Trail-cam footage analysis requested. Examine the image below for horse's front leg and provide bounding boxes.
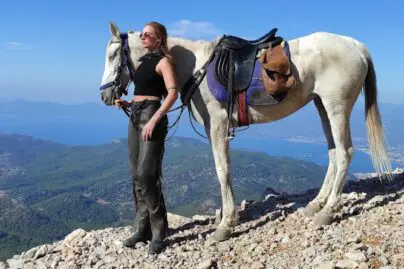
[207,118,237,241]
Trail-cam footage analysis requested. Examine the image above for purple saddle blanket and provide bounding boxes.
[206,53,288,106]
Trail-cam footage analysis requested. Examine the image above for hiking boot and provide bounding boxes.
[123,233,152,248]
[148,240,166,255]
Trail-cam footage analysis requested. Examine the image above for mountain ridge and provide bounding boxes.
[0,133,328,261]
[1,99,403,148]
[2,170,403,268]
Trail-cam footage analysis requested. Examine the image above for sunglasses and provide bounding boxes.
[139,32,156,39]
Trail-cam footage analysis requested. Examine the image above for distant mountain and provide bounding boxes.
[0,134,327,212]
[1,99,403,173]
[0,133,327,260]
[0,100,194,145]
[235,100,404,147]
[0,191,69,261]
[1,99,403,148]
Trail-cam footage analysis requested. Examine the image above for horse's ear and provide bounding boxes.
[109,22,120,39]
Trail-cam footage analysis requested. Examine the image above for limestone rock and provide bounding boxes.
[336,259,359,269]
[1,172,403,269]
[63,229,87,246]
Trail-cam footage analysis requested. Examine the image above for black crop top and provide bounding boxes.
[133,51,167,98]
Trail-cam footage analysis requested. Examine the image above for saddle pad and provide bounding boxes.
[207,57,286,106]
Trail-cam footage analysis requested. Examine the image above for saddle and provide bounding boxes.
[211,28,294,139]
[213,28,279,92]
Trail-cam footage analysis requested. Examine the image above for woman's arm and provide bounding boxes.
[151,57,179,122]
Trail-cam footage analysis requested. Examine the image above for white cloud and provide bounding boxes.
[4,42,34,50]
[168,19,223,40]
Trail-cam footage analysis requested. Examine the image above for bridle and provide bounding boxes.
[99,33,135,116]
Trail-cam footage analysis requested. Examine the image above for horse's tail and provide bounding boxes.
[363,54,393,179]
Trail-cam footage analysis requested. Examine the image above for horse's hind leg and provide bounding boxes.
[207,118,237,241]
[302,96,337,216]
[314,98,354,226]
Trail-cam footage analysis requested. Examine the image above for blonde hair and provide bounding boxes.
[145,21,172,59]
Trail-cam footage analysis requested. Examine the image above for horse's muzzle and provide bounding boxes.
[100,88,116,106]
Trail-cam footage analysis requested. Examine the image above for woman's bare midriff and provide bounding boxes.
[132,95,161,102]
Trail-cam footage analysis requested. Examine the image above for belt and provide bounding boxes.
[132,99,161,106]
[130,100,161,124]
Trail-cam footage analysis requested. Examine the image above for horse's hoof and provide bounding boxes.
[301,202,322,217]
[313,210,333,226]
[214,227,232,242]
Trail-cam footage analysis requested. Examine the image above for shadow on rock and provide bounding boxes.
[234,170,404,226]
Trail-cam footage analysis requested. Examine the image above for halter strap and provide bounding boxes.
[99,32,136,92]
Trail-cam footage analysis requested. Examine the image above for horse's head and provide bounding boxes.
[99,22,132,106]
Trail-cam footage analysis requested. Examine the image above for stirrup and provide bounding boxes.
[225,127,235,141]
[225,134,235,141]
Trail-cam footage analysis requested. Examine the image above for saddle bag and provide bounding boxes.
[258,41,296,95]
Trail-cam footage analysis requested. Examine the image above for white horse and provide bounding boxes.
[100,22,392,241]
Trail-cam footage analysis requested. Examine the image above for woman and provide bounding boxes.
[115,21,179,255]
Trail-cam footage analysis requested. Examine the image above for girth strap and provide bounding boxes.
[226,49,235,139]
[236,91,248,126]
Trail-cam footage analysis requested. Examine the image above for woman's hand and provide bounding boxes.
[114,99,131,109]
[142,119,157,141]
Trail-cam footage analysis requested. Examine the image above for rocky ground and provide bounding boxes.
[2,170,403,269]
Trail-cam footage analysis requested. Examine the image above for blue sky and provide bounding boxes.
[1,0,403,104]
